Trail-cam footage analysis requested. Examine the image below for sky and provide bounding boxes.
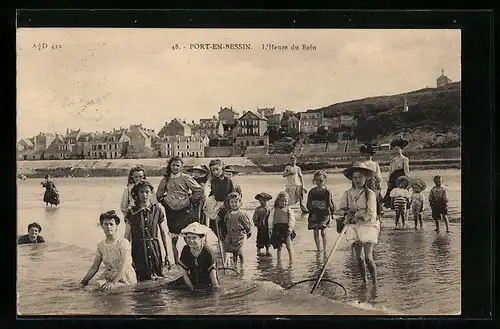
[16,28,461,139]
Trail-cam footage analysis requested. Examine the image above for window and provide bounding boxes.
[187,144,189,149]
[177,152,180,156]
[167,150,171,156]
[115,152,118,157]
[177,145,180,149]
[167,143,171,149]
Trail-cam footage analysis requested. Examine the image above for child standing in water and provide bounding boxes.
[390,176,411,228]
[223,192,252,268]
[156,157,205,264]
[186,165,210,226]
[268,191,296,263]
[410,178,427,230]
[120,166,149,217]
[252,193,273,256]
[204,159,240,250]
[306,170,336,251]
[428,175,450,232]
[125,181,170,281]
[81,210,137,290]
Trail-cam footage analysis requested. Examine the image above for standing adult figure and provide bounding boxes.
[359,144,384,217]
[282,155,308,213]
[383,137,410,209]
[41,174,60,207]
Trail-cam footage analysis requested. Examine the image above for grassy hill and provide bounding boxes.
[307,82,461,148]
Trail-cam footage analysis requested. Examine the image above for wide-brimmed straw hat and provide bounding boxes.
[390,137,409,148]
[187,165,208,175]
[342,162,375,180]
[396,175,411,188]
[224,165,239,174]
[410,178,427,191]
[180,222,210,236]
[359,144,377,155]
[255,192,273,201]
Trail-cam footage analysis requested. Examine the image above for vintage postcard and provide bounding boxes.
[17,27,461,316]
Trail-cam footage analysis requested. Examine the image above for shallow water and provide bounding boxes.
[17,169,461,316]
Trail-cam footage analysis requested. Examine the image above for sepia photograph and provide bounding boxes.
[16,27,461,316]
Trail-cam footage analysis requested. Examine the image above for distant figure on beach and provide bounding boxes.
[339,162,379,287]
[156,156,205,264]
[282,155,308,213]
[383,137,410,209]
[390,176,411,228]
[306,170,335,251]
[204,159,240,253]
[360,144,384,217]
[253,192,273,257]
[41,174,60,207]
[223,192,252,269]
[81,210,137,291]
[428,175,450,233]
[120,166,152,217]
[20,174,27,180]
[268,191,296,263]
[166,222,220,291]
[18,222,45,244]
[186,165,210,226]
[126,180,170,281]
[410,178,427,230]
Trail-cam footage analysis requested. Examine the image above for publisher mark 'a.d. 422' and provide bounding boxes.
[33,43,62,50]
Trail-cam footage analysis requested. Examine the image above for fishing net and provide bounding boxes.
[285,278,347,301]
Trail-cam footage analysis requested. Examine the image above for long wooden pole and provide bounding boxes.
[310,224,349,294]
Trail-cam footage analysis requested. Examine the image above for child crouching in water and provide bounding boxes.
[253,192,273,256]
[268,191,296,263]
[428,175,450,232]
[81,210,137,291]
[307,170,335,251]
[390,176,411,228]
[224,192,252,268]
[410,178,427,230]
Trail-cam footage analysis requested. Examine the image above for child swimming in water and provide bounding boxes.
[428,175,450,232]
[18,222,45,244]
[81,210,137,291]
[224,192,252,268]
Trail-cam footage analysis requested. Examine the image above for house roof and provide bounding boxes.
[157,135,204,143]
[66,129,81,138]
[90,132,110,143]
[239,110,268,121]
[288,116,299,122]
[218,107,239,115]
[77,132,93,142]
[20,138,34,147]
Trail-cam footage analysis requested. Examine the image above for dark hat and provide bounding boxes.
[342,162,375,180]
[255,192,273,201]
[411,178,427,191]
[28,222,42,232]
[390,137,409,148]
[396,175,411,188]
[359,144,376,155]
[224,165,239,174]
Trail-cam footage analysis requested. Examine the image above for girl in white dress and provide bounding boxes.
[120,166,150,217]
[81,210,137,291]
[339,162,380,287]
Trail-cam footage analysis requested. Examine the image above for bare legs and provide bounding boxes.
[277,236,294,263]
[313,228,328,251]
[171,237,179,264]
[395,210,407,228]
[414,213,423,229]
[353,242,377,286]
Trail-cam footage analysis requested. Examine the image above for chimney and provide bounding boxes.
[152,130,155,133]
[66,128,69,135]
[192,120,195,124]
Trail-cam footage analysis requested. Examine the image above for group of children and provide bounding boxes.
[389,174,450,232]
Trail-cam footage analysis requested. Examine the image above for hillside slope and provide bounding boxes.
[308,82,461,148]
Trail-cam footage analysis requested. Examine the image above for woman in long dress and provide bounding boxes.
[382,137,410,209]
[282,155,308,213]
[41,174,60,207]
[339,162,380,286]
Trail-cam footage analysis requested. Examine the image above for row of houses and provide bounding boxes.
[17,106,358,161]
[17,124,210,161]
